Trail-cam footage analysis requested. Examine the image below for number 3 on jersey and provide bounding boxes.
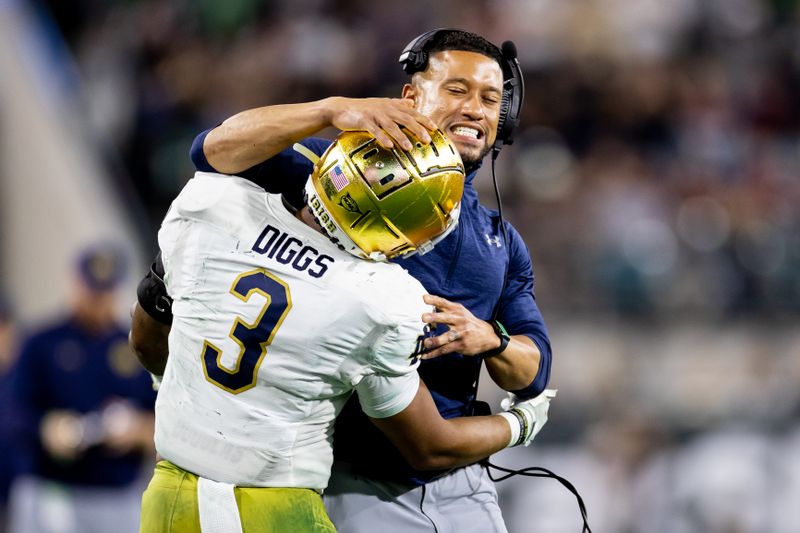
[202,269,292,394]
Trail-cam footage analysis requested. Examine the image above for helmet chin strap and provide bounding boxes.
[464,160,481,176]
[294,143,370,258]
[292,143,320,165]
[303,180,379,260]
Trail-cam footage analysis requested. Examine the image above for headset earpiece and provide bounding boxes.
[496,87,511,149]
[495,40,524,148]
[398,28,450,75]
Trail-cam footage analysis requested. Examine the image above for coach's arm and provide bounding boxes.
[200,97,435,174]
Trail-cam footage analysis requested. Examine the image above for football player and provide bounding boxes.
[131,130,553,532]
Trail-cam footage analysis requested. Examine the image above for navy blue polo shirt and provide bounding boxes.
[191,131,552,482]
[11,316,156,487]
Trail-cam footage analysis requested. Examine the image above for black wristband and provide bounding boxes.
[481,320,510,357]
[508,407,529,447]
[136,253,173,325]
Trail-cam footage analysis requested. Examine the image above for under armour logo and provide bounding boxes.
[485,233,502,248]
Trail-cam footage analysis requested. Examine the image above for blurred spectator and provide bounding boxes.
[7,245,156,533]
[666,427,772,533]
[0,296,19,533]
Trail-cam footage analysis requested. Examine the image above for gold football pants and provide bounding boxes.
[140,460,337,532]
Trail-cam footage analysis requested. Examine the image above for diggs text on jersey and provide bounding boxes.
[252,224,334,278]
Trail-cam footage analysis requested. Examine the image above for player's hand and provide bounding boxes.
[503,389,556,447]
[420,294,500,359]
[327,97,437,151]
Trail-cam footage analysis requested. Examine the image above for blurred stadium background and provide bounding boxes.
[2,0,800,531]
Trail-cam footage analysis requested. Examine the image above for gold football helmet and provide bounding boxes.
[301,129,465,261]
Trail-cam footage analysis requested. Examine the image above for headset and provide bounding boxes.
[398,28,525,150]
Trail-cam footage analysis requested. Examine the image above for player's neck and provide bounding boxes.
[296,206,324,234]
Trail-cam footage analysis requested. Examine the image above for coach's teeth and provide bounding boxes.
[453,126,480,139]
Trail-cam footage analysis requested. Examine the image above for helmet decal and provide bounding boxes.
[328,165,349,192]
[338,193,362,215]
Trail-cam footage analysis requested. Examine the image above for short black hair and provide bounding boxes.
[424,29,503,67]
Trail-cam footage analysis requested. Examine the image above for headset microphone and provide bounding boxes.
[491,39,523,252]
[501,40,517,60]
[490,37,523,253]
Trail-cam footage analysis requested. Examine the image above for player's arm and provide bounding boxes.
[202,97,437,174]
[367,379,553,471]
[129,303,169,377]
[356,306,549,471]
[129,253,173,377]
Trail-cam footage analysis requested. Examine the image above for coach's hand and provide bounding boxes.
[327,97,436,151]
[420,294,501,359]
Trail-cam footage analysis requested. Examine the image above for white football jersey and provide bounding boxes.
[154,172,429,490]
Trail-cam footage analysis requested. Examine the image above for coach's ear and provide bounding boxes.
[401,83,416,105]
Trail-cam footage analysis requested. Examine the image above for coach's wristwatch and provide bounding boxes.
[482,320,510,357]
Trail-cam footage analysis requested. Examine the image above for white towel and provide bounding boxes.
[197,477,244,533]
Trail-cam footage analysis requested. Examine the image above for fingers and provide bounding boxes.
[423,294,456,309]
[387,98,437,141]
[421,294,464,334]
[396,114,435,145]
[334,98,436,151]
[419,293,491,359]
[421,311,456,326]
[361,119,417,151]
[377,107,434,150]
[409,105,438,131]
[420,294,501,358]
[363,123,397,151]
[420,330,464,359]
[378,117,415,151]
